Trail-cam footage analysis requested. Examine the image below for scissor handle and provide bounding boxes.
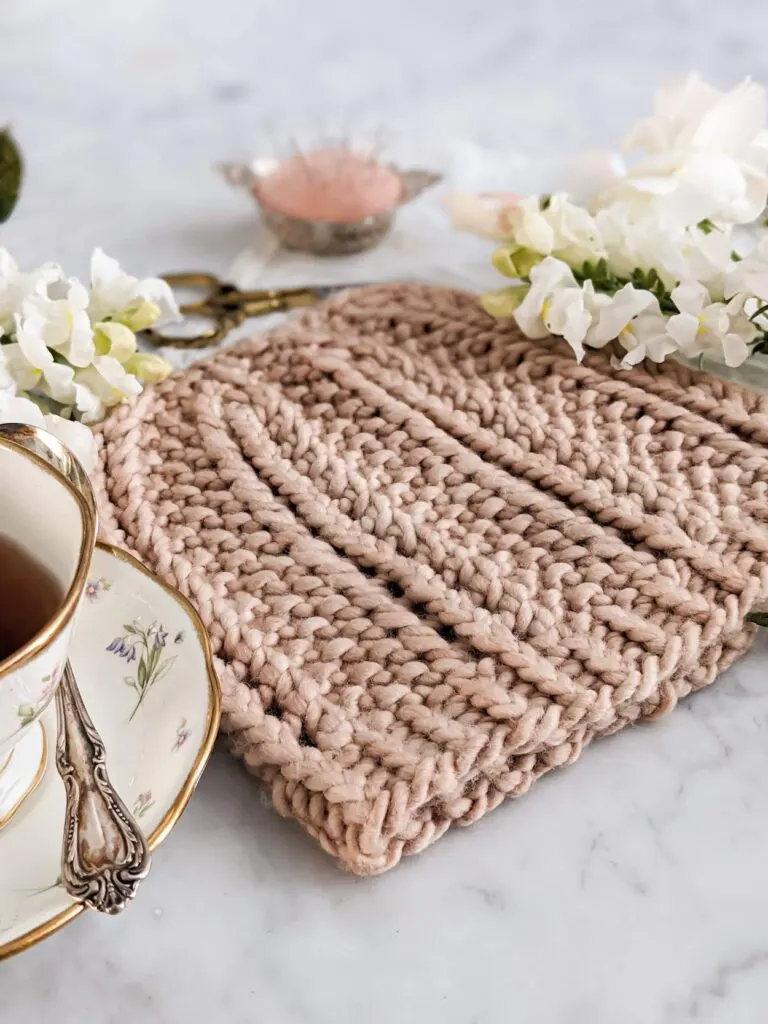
[161,271,222,290]
[159,272,226,314]
[136,272,234,348]
[209,285,323,307]
[157,272,304,316]
[142,310,242,349]
[140,272,347,349]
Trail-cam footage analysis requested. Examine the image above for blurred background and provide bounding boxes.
[4,0,767,281]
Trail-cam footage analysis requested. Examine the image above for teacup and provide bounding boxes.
[0,425,96,757]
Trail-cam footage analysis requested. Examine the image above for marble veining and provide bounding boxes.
[3,0,768,1020]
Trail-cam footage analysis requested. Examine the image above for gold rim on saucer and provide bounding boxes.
[0,542,222,962]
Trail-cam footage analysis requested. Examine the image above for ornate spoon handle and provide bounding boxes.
[55,661,151,914]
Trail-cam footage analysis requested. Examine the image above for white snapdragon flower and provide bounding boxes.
[617,312,678,366]
[542,194,604,266]
[541,285,592,360]
[506,193,603,267]
[513,257,579,340]
[443,192,518,240]
[594,204,736,295]
[507,272,660,362]
[573,74,768,227]
[0,249,172,437]
[512,257,595,359]
[678,224,735,294]
[13,311,77,404]
[667,282,729,357]
[0,251,62,335]
[88,248,180,327]
[722,295,761,366]
[0,343,39,392]
[667,281,758,367]
[0,393,97,474]
[584,283,659,348]
[507,196,556,253]
[477,74,768,370]
[19,278,95,367]
[9,295,141,421]
[595,207,681,286]
[72,356,142,424]
[725,235,768,300]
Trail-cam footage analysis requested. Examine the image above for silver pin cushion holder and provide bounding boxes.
[219,158,441,256]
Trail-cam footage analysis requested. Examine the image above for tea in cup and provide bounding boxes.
[0,425,96,757]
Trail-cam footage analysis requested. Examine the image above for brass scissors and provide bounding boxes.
[142,272,367,349]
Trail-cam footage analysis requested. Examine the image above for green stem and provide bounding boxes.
[128,692,145,722]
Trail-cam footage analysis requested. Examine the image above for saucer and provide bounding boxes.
[0,542,221,960]
[0,723,46,828]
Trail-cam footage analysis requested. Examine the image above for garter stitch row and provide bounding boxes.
[93,284,768,875]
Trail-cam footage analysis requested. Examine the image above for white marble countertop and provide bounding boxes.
[4,0,768,1020]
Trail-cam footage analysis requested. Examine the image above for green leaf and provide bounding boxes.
[137,660,148,689]
[745,611,768,627]
[697,218,717,235]
[123,623,137,635]
[146,643,162,679]
[574,256,679,313]
[539,193,551,211]
[0,128,22,224]
[152,656,176,686]
[481,285,529,318]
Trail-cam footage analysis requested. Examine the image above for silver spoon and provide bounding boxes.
[56,661,151,914]
[0,423,151,914]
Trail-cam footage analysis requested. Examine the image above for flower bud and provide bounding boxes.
[123,351,173,384]
[94,321,137,363]
[119,299,162,332]
[491,246,542,280]
[480,285,529,319]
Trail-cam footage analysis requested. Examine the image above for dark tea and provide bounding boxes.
[0,535,62,663]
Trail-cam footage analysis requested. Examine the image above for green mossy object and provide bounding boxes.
[0,128,22,224]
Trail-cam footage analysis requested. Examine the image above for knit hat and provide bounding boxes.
[94,284,768,874]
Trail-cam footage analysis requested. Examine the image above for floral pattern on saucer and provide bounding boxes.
[132,791,155,819]
[172,717,192,752]
[107,620,179,721]
[0,541,221,961]
[1,626,72,755]
[84,577,112,602]
[14,661,63,728]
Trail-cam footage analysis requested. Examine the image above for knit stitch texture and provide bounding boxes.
[94,284,768,875]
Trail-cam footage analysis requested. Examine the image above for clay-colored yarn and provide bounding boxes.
[93,284,768,875]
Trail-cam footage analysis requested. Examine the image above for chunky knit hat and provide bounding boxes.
[93,284,768,875]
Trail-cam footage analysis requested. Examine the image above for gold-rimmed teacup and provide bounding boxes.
[0,425,96,756]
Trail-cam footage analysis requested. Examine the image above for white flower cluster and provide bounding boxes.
[0,248,180,472]
[446,74,768,372]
